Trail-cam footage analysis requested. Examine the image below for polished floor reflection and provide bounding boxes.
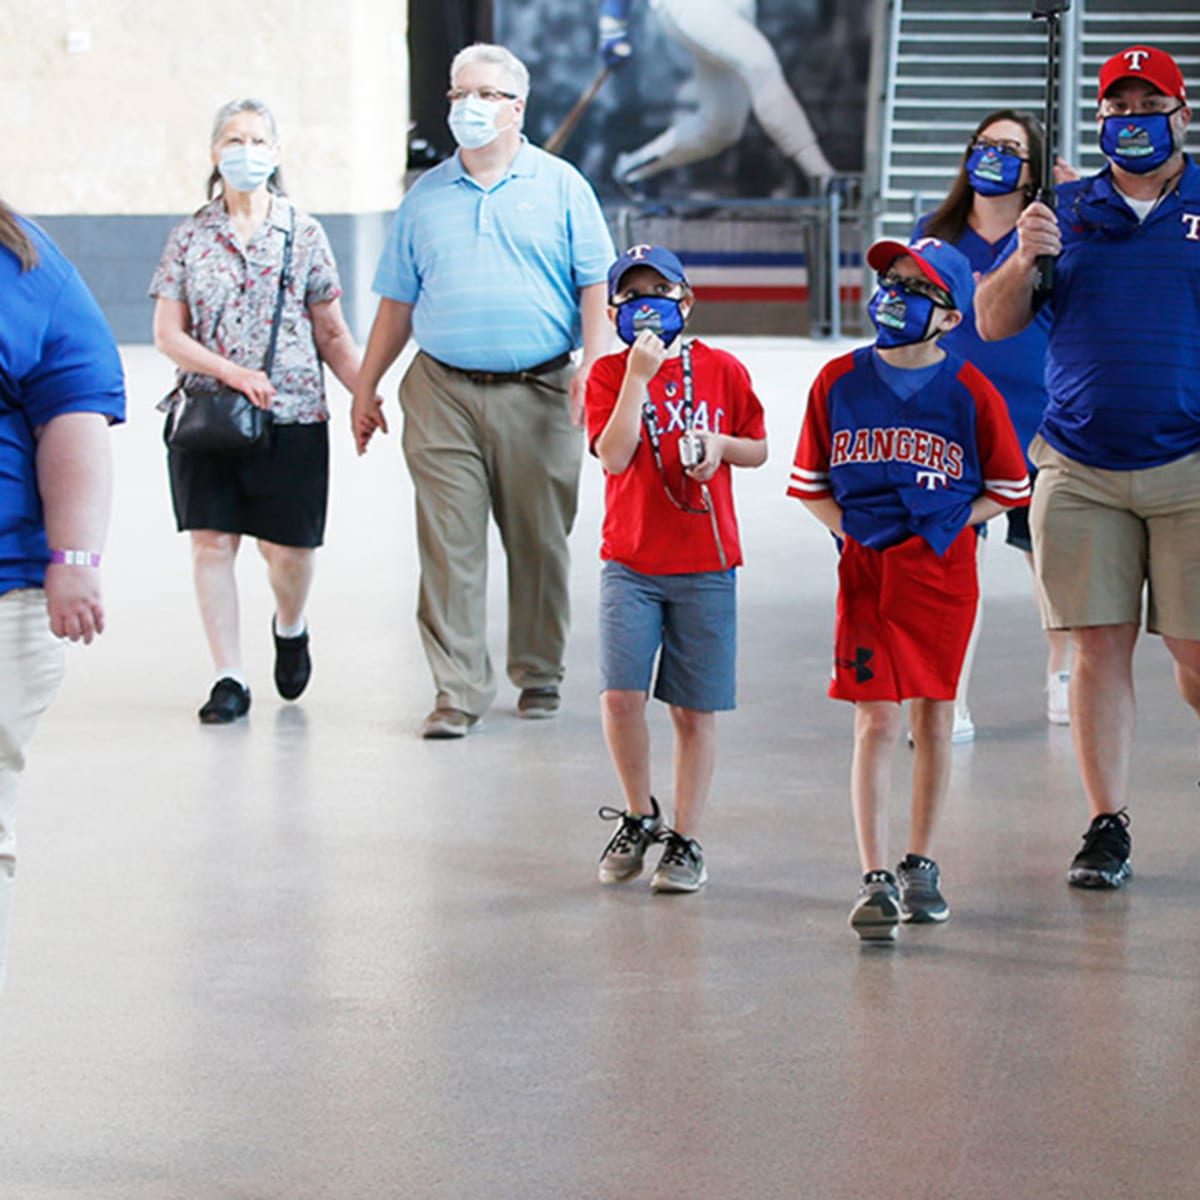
[2,342,1199,1200]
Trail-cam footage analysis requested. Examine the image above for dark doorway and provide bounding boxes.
[408,1,494,167]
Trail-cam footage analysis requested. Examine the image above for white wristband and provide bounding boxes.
[49,549,102,568]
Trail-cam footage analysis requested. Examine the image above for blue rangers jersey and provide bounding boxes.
[1026,158,1200,470]
[788,346,1030,554]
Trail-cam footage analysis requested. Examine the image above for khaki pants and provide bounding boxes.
[399,352,582,715]
[0,589,66,991]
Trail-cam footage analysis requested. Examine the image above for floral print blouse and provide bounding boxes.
[150,196,341,424]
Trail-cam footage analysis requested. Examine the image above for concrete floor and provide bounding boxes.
[2,340,1200,1200]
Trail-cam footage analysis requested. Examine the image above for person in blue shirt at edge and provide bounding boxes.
[914,110,1072,740]
[350,43,615,740]
[977,45,1200,892]
[0,198,126,990]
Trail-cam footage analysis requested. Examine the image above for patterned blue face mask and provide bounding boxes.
[966,144,1025,196]
[867,283,938,348]
[1099,108,1181,174]
[615,295,686,347]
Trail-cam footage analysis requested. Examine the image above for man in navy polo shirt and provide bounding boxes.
[978,45,1200,891]
[352,43,614,740]
[0,199,125,988]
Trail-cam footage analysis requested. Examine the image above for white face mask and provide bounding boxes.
[218,144,275,193]
[448,94,512,150]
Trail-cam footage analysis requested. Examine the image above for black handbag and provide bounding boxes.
[162,210,295,455]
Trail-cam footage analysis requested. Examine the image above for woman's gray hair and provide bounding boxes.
[206,97,286,200]
[449,43,530,99]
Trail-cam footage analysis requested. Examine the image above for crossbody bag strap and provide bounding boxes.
[261,205,296,382]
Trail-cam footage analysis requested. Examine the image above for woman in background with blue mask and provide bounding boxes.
[914,110,1072,737]
[151,99,369,724]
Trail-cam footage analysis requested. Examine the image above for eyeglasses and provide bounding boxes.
[447,87,518,104]
[1098,97,1182,118]
[878,272,952,308]
[970,136,1028,159]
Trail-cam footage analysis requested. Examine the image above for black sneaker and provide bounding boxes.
[896,854,950,923]
[650,830,707,893]
[849,870,900,942]
[597,797,662,884]
[1068,810,1132,889]
[273,620,312,701]
[198,678,251,724]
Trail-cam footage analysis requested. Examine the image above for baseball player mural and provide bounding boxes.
[598,0,835,189]
[490,0,869,201]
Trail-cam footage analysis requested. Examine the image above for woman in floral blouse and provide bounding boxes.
[151,98,369,724]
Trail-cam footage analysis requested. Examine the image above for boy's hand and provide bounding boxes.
[625,329,667,383]
[684,431,722,483]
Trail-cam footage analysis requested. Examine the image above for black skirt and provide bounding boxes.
[168,421,329,548]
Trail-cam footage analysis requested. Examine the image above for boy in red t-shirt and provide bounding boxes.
[585,245,768,893]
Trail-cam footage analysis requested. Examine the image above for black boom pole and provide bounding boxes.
[1032,0,1071,297]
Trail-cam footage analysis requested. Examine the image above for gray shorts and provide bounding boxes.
[598,561,737,712]
[1029,435,1200,637]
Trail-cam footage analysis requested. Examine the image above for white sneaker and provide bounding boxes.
[1047,671,1070,725]
[951,708,975,744]
[906,708,975,747]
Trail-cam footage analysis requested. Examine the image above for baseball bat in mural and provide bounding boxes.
[544,67,612,154]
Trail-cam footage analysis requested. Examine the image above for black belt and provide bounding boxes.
[428,351,571,386]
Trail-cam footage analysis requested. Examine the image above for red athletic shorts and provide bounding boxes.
[830,528,979,703]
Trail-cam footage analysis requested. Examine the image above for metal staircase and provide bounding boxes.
[872,0,1200,242]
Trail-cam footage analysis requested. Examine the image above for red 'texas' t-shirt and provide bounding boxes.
[585,339,766,574]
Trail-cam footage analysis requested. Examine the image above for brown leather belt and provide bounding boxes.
[428,351,571,386]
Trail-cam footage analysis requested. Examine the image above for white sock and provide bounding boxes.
[214,669,248,690]
[274,616,307,639]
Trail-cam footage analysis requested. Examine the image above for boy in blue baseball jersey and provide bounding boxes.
[789,237,1030,941]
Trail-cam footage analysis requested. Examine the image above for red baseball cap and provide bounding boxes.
[1098,45,1188,104]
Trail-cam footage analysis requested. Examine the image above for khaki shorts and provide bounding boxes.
[1029,435,1200,637]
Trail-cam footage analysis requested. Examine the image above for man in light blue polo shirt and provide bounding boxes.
[352,42,615,739]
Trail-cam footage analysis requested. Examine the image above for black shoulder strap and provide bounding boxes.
[262,205,296,380]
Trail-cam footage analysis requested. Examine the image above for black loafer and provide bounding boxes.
[273,620,312,701]
[199,678,251,724]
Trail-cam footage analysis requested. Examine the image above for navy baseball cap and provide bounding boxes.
[867,236,975,312]
[607,244,690,300]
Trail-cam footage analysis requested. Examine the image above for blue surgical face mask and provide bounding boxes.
[867,283,939,349]
[615,295,686,347]
[1099,108,1181,174]
[966,144,1025,196]
[448,95,510,150]
[218,144,276,193]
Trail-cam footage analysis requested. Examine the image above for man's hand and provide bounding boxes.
[351,392,389,456]
[569,363,592,427]
[599,16,633,67]
[1014,200,1062,267]
[44,562,104,644]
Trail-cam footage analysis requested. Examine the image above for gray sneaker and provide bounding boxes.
[650,830,707,893]
[896,854,950,923]
[849,870,901,942]
[597,797,662,884]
